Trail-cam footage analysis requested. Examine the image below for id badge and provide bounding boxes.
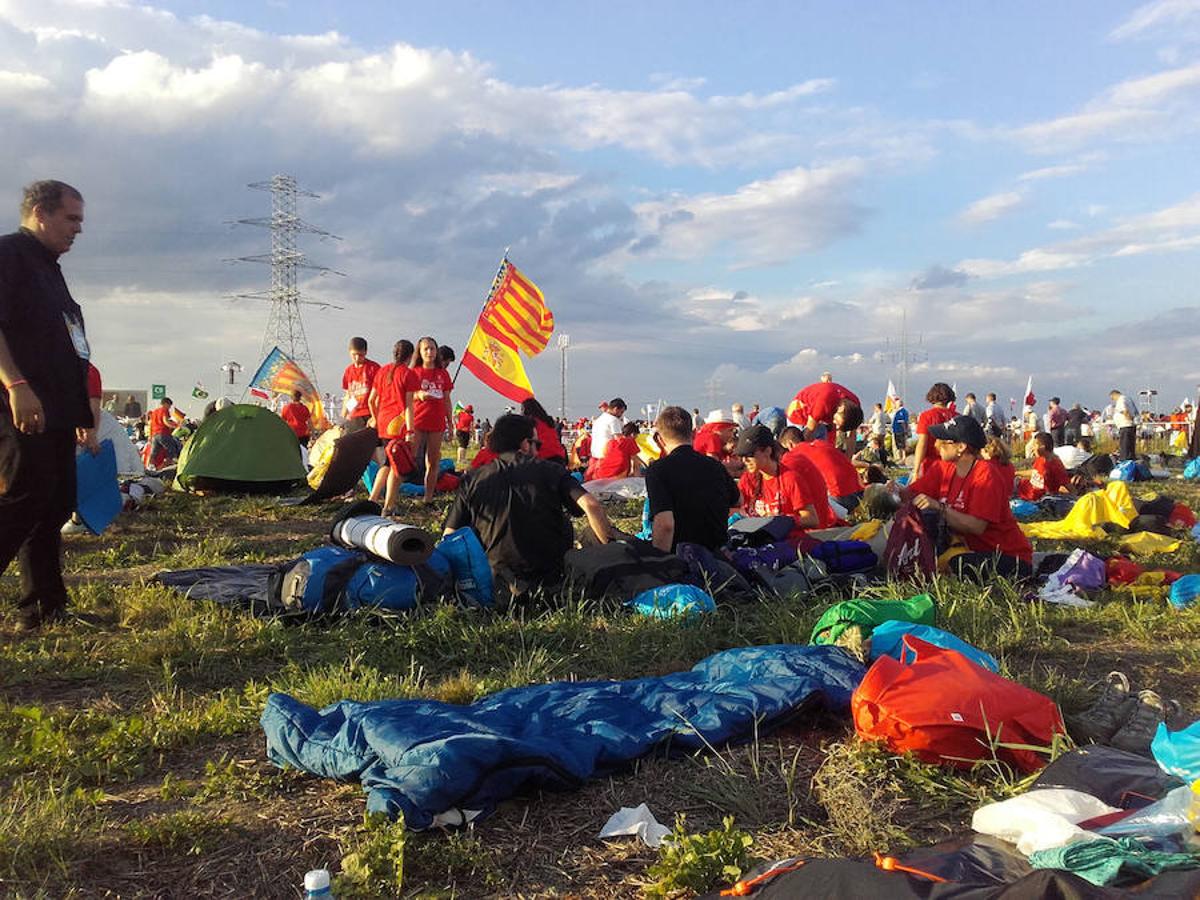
[64,314,91,360]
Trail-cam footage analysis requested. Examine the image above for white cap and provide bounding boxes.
[705,409,735,425]
[304,869,331,891]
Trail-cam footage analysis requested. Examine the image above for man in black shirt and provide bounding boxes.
[645,405,740,552]
[0,180,92,630]
[443,413,614,601]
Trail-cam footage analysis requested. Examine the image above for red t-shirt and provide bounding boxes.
[404,367,453,433]
[147,406,175,437]
[991,461,1017,496]
[779,448,837,527]
[693,422,733,460]
[1018,455,1071,501]
[916,405,956,436]
[792,439,861,497]
[455,410,474,432]
[591,435,639,480]
[534,418,567,462]
[342,359,381,420]
[471,447,497,469]
[908,459,1032,562]
[371,363,408,437]
[86,363,102,399]
[788,382,860,426]
[738,467,815,529]
[280,401,312,438]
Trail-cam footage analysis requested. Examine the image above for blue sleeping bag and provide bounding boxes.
[261,645,865,828]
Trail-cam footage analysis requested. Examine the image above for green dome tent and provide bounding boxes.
[175,403,307,493]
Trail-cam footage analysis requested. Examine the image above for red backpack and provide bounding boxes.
[883,502,936,580]
[852,637,1065,773]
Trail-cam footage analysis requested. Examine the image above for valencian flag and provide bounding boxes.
[249,346,328,429]
[461,258,554,403]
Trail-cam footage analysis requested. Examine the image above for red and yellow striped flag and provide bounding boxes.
[462,260,554,403]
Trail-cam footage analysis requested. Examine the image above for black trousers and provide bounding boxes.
[0,428,77,617]
[1118,426,1137,461]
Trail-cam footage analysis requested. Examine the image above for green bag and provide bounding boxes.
[809,594,936,646]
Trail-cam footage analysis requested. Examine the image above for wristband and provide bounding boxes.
[5,379,28,390]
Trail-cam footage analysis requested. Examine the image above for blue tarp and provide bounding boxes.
[261,644,865,828]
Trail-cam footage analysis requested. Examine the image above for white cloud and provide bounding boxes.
[1047,219,1081,230]
[1018,162,1090,181]
[958,190,1024,224]
[1111,0,1200,41]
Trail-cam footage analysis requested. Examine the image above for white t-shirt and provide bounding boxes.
[590,411,624,459]
[1112,395,1138,428]
[1053,446,1092,470]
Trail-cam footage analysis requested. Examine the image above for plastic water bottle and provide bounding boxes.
[304,868,333,898]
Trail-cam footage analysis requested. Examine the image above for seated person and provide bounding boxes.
[734,425,821,536]
[1017,432,1073,501]
[980,436,1016,496]
[1054,435,1094,471]
[781,426,864,512]
[899,415,1032,581]
[777,427,837,527]
[852,433,890,468]
[645,406,741,552]
[444,414,614,601]
[589,421,643,480]
[146,396,185,466]
[786,380,863,451]
[693,410,743,476]
[570,424,591,470]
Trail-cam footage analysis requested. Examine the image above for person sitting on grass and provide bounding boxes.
[852,433,890,468]
[1017,432,1073,501]
[911,381,957,477]
[898,414,1032,581]
[735,425,821,536]
[780,425,864,513]
[443,413,614,603]
[589,421,643,480]
[980,435,1016,496]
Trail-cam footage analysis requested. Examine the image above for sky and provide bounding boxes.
[3,0,1200,420]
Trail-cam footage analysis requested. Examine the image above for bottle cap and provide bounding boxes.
[304,869,331,891]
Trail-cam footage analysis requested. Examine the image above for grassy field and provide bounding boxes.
[2,473,1199,898]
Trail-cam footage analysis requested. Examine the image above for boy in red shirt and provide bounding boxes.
[734,425,820,536]
[1017,432,1073,501]
[777,427,838,527]
[911,382,957,476]
[279,389,312,445]
[901,415,1032,581]
[590,422,643,480]
[785,381,863,455]
[340,336,380,433]
[780,426,863,512]
[455,404,475,466]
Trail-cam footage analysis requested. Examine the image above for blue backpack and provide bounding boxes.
[435,527,495,608]
[277,545,452,615]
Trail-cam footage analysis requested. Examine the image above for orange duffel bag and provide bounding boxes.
[851,636,1065,774]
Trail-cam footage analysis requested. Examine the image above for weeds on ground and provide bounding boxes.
[0,779,105,882]
[125,810,233,856]
[643,815,753,898]
[333,812,407,898]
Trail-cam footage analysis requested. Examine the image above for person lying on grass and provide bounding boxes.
[896,414,1033,581]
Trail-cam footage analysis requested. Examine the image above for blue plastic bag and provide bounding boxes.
[1009,499,1039,519]
[76,440,122,535]
[1168,574,1200,610]
[1184,458,1200,481]
[1151,719,1200,783]
[868,620,999,673]
[361,458,380,493]
[627,584,715,619]
[435,527,495,608]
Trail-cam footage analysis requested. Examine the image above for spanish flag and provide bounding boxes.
[461,259,554,403]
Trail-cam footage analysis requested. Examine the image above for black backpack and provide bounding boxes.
[564,540,695,602]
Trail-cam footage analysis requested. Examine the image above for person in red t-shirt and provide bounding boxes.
[901,414,1032,581]
[454,404,475,466]
[341,336,381,434]
[1017,432,1073,501]
[80,362,102,454]
[734,425,820,535]
[911,381,957,477]
[521,398,568,465]
[777,428,837,527]
[365,340,415,512]
[981,436,1017,497]
[780,426,863,512]
[786,380,863,447]
[590,422,643,480]
[693,410,744,476]
[146,396,184,467]
[279,389,312,444]
[404,336,453,501]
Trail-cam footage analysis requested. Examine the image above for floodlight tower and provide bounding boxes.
[230,174,345,390]
[557,333,571,420]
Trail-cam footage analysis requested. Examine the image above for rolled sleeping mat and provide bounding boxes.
[331,515,436,565]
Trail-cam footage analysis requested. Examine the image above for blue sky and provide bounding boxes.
[2,0,1199,419]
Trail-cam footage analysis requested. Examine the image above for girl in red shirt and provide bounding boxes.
[735,426,820,535]
[911,382,957,477]
[404,336,453,501]
[368,339,414,514]
[1017,432,1073,501]
[590,422,642,480]
[520,397,568,465]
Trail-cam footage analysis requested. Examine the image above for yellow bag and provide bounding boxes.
[1022,482,1138,540]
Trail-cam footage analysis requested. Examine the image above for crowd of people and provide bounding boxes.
[4,178,1200,627]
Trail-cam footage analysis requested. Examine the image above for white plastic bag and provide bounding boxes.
[972,788,1118,855]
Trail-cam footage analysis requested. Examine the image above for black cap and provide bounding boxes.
[927,414,987,450]
[734,424,775,456]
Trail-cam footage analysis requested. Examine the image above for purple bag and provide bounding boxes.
[729,541,798,574]
[1048,548,1107,591]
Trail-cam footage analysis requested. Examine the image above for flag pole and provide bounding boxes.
[452,247,510,386]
